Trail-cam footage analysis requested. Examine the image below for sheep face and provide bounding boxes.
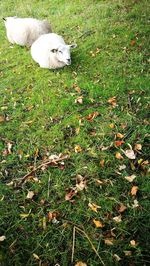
[51,44,77,66]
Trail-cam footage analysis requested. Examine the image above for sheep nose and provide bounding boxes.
[67,59,71,64]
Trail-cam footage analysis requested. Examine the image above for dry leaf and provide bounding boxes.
[75,96,83,104]
[118,204,127,213]
[0,116,5,122]
[130,240,137,247]
[104,238,114,245]
[119,164,126,171]
[124,174,136,182]
[76,174,87,191]
[113,254,121,261]
[113,215,122,223]
[33,253,40,260]
[65,189,77,201]
[74,145,82,153]
[124,251,132,256]
[43,217,46,230]
[115,140,124,147]
[130,39,136,46]
[20,213,30,218]
[75,262,87,266]
[134,143,142,151]
[115,152,123,160]
[109,123,115,128]
[88,202,101,212]
[85,111,99,122]
[123,148,136,159]
[100,159,105,167]
[0,235,6,241]
[7,142,12,154]
[132,199,139,208]
[93,219,104,228]
[131,186,138,196]
[116,133,124,139]
[26,191,34,199]
[108,96,117,107]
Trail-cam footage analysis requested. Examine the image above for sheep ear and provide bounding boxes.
[3,17,6,21]
[51,49,58,53]
[69,44,77,49]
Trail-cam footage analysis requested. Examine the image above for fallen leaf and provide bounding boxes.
[33,253,40,260]
[20,213,30,218]
[119,164,126,171]
[130,39,136,46]
[26,191,34,199]
[65,189,77,201]
[88,202,101,212]
[113,215,122,223]
[131,186,138,196]
[124,174,136,182]
[123,147,136,159]
[0,116,5,122]
[74,145,82,153]
[93,219,104,228]
[75,96,83,104]
[115,140,124,147]
[116,133,124,139]
[109,123,115,128]
[118,204,127,213]
[100,159,105,167]
[85,111,99,122]
[115,152,123,159]
[104,238,114,245]
[134,143,142,151]
[0,235,6,241]
[108,96,117,107]
[43,217,47,230]
[7,142,13,154]
[124,250,132,256]
[76,174,87,191]
[113,254,121,261]
[132,199,139,208]
[75,262,87,266]
[130,240,137,247]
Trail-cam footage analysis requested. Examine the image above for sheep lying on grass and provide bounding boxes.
[3,17,52,47]
[31,33,77,69]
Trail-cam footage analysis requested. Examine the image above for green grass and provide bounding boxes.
[0,0,149,265]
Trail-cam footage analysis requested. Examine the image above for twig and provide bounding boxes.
[71,226,76,263]
[74,226,105,266]
[18,155,69,185]
[47,174,51,200]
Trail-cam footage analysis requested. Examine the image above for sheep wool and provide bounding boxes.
[31,33,77,69]
[3,17,52,47]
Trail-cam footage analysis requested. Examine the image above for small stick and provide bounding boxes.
[18,155,69,185]
[71,226,76,263]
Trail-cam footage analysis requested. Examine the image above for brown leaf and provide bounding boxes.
[76,174,87,191]
[85,111,99,122]
[75,262,87,266]
[115,152,123,160]
[88,202,101,212]
[130,39,136,46]
[115,140,124,147]
[0,116,5,122]
[134,143,142,151]
[116,133,124,139]
[65,189,77,201]
[124,174,136,182]
[131,186,138,196]
[104,238,114,245]
[130,240,137,247]
[118,203,127,213]
[93,219,104,228]
[100,159,105,167]
[108,96,117,107]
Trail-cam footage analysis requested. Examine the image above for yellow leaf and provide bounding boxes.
[113,254,121,261]
[131,186,138,196]
[26,191,34,199]
[88,202,101,212]
[0,235,6,241]
[124,251,132,256]
[33,253,40,260]
[113,215,122,223]
[134,143,142,151]
[93,219,104,228]
[130,240,137,247]
[75,262,87,266]
[100,159,105,167]
[74,145,82,153]
[118,203,127,213]
[109,123,115,129]
[20,213,30,218]
[115,152,123,160]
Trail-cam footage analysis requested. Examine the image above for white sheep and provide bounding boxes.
[31,33,77,69]
[3,17,52,47]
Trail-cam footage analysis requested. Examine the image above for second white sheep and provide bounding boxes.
[3,17,52,47]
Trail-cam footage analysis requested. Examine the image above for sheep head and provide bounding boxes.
[51,43,77,66]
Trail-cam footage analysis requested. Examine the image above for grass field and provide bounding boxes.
[0,0,149,265]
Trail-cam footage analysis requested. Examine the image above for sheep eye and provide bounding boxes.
[51,49,57,53]
[59,51,62,54]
